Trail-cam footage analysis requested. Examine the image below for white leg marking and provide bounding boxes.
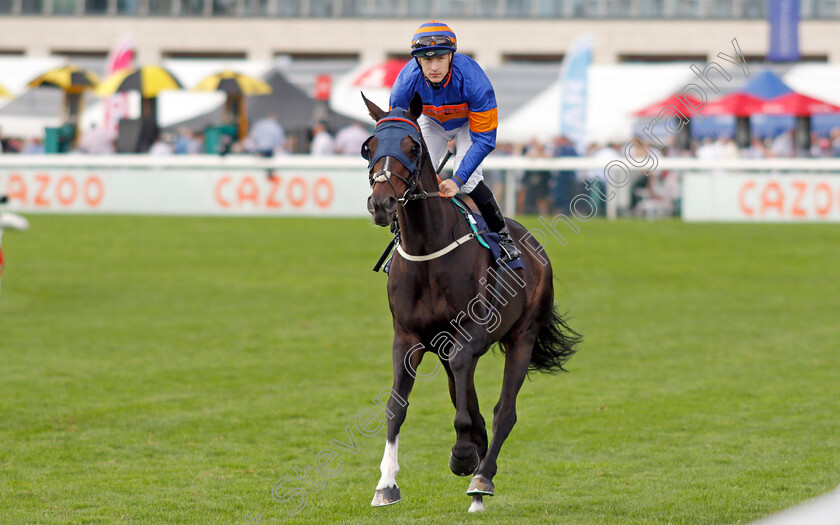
[375,435,399,490]
[468,495,485,512]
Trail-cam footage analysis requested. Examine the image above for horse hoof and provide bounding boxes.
[449,451,479,477]
[371,486,401,507]
[466,474,495,496]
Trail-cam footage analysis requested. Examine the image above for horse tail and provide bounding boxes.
[528,305,582,374]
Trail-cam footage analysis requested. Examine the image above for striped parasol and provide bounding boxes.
[193,71,272,140]
[95,65,183,98]
[193,70,272,96]
[28,64,100,94]
[28,65,101,137]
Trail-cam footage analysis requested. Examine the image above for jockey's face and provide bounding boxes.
[418,53,452,84]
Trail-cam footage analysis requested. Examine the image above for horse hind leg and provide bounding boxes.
[443,357,484,477]
[444,346,482,477]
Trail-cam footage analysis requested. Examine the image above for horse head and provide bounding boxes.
[360,92,427,227]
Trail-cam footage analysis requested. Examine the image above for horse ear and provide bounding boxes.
[408,92,423,121]
[361,92,386,122]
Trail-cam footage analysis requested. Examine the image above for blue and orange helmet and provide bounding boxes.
[410,21,457,57]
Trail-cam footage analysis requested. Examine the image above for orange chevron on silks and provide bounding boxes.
[423,103,469,123]
[468,108,498,133]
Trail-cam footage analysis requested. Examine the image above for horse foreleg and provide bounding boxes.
[468,336,535,497]
[447,347,480,477]
[371,336,424,507]
[443,357,488,462]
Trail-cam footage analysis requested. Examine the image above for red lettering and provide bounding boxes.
[56,176,77,206]
[738,180,755,216]
[791,181,807,218]
[760,182,784,215]
[34,174,50,207]
[267,175,283,209]
[287,177,307,208]
[814,183,832,217]
[313,177,334,209]
[216,176,232,208]
[8,174,26,204]
[237,176,259,205]
[84,176,104,207]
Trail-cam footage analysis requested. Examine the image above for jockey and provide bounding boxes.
[390,21,521,263]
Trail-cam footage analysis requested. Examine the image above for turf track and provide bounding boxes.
[1,215,838,524]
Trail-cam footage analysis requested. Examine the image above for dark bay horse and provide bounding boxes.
[362,92,581,513]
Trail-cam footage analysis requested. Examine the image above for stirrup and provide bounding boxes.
[497,229,521,263]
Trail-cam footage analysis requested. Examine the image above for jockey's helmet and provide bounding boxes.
[410,21,457,58]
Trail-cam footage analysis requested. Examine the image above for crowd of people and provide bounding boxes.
[3,120,840,218]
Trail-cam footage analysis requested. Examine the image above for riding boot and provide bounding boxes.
[468,182,521,263]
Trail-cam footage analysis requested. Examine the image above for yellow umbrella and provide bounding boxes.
[95,65,182,98]
[96,65,183,128]
[193,70,271,96]
[0,84,13,98]
[28,65,101,136]
[28,64,100,94]
[193,71,272,140]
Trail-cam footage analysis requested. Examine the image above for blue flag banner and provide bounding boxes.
[559,34,593,153]
[767,0,801,62]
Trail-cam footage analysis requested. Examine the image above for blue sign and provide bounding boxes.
[767,0,801,62]
[559,34,593,153]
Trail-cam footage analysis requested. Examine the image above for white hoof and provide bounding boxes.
[468,495,485,513]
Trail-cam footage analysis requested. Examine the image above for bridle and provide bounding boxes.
[369,156,427,205]
[364,115,439,205]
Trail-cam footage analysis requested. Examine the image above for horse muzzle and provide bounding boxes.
[368,195,397,226]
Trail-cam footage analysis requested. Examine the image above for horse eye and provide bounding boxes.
[409,144,420,157]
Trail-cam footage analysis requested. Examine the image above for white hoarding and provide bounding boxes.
[0,168,371,217]
[683,173,840,222]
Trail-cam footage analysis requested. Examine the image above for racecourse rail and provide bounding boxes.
[2,155,840,221]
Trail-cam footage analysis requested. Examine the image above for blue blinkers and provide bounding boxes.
[362,109,423,175]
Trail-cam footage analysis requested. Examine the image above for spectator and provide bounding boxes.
[589,142,621,216]
[78,123,114,154]
[148,133,174,155]
[21,138,45,155]
[549,135,578,215]
[741,137,767,159]
[830,127,840,158]
[695,137,720,160]
[518,139,552,215]
[248,114,285,157]
[334,122,370,155]
[173,127,202,155]
[716,136,738,159]
[769,130,794,158]
[309,121,335,156]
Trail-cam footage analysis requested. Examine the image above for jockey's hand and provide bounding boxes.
[439,179,460,198]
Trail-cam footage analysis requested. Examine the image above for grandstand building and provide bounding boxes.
[0,1,839,66]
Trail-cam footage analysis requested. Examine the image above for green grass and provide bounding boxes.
[1,215,839,524]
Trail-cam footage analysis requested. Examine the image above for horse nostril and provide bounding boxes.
[383,197,397,213]
[367,196,375,213]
